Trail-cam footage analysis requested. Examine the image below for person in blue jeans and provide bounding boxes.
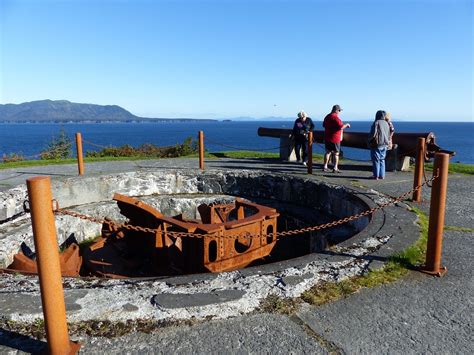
[368,110,390,179]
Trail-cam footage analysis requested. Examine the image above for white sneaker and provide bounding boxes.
[303,161,307,166]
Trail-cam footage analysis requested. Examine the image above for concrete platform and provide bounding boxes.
[0,157,472,353]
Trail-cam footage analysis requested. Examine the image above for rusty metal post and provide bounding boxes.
[198,130,204,170]
[412,137,425,202]
[307,131,313,174]
[26,176,80,354]
[75,132,84,176]
[421,153,449,277]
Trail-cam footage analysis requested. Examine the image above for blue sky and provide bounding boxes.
[0,0,472,121]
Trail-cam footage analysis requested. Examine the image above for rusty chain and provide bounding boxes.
[423,162,433,188]
[82,139,112,150]
[53,170,439,240]
[3,143,73,162]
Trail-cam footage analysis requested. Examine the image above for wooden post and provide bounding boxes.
[198,130,204,170]
[412,137,425,202]
[307,131,313,174]
[75,133,84,176]
[26,176,80,354]
[421,153,449,277]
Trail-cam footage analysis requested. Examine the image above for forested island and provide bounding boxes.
[0,100,217,123]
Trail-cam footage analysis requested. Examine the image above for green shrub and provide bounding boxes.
[85,136,198,158]
[2,153,25,163]
[40,128,72,160]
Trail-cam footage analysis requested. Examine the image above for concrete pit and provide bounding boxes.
[0,169,418,323]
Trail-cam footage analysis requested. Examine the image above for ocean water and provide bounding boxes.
[0,121,472,163]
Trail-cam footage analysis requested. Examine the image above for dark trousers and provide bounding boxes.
[295,138,308,162]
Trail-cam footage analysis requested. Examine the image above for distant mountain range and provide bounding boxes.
[0,100,217,123]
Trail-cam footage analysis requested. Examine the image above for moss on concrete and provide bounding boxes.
[300,207,429,306]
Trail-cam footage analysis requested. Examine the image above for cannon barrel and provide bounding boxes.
[257,127,455,160]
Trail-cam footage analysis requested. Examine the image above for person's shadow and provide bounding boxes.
[0,328,47,354]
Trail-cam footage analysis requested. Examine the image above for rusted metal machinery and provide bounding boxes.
[7,195,278,278]
[8,194,279,278]
[258,127,455,170]
[83,194,279,278]
[9,244,82,277]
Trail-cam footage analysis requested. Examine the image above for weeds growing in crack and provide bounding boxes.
[444,225,474,233]
[259,294,301,315]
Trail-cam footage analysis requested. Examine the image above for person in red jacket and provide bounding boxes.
[322,105,350,173]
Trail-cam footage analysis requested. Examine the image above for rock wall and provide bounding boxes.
[0,170,369,268]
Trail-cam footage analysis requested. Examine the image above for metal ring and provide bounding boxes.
[22,200,30,213]
[51,199,59,211]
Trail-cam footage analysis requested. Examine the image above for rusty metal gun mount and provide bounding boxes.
[6,194,279,278]
[82,194,279,278]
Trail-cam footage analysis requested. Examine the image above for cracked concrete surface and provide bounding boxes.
[0,168,416,326]
[0,158,472,354]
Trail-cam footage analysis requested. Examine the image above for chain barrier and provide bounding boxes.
[53,170,439,240]
[313,142,372,162]
[82,139,112,150]
[422,157,434,188]
[204,136,289,152]
[83,138,184,153]
[2,143,72,162]
[81,139,191,172]
[78,138,138,171]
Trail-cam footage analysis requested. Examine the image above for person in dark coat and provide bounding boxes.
[291,111,314,165]
[369,110,391,179]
